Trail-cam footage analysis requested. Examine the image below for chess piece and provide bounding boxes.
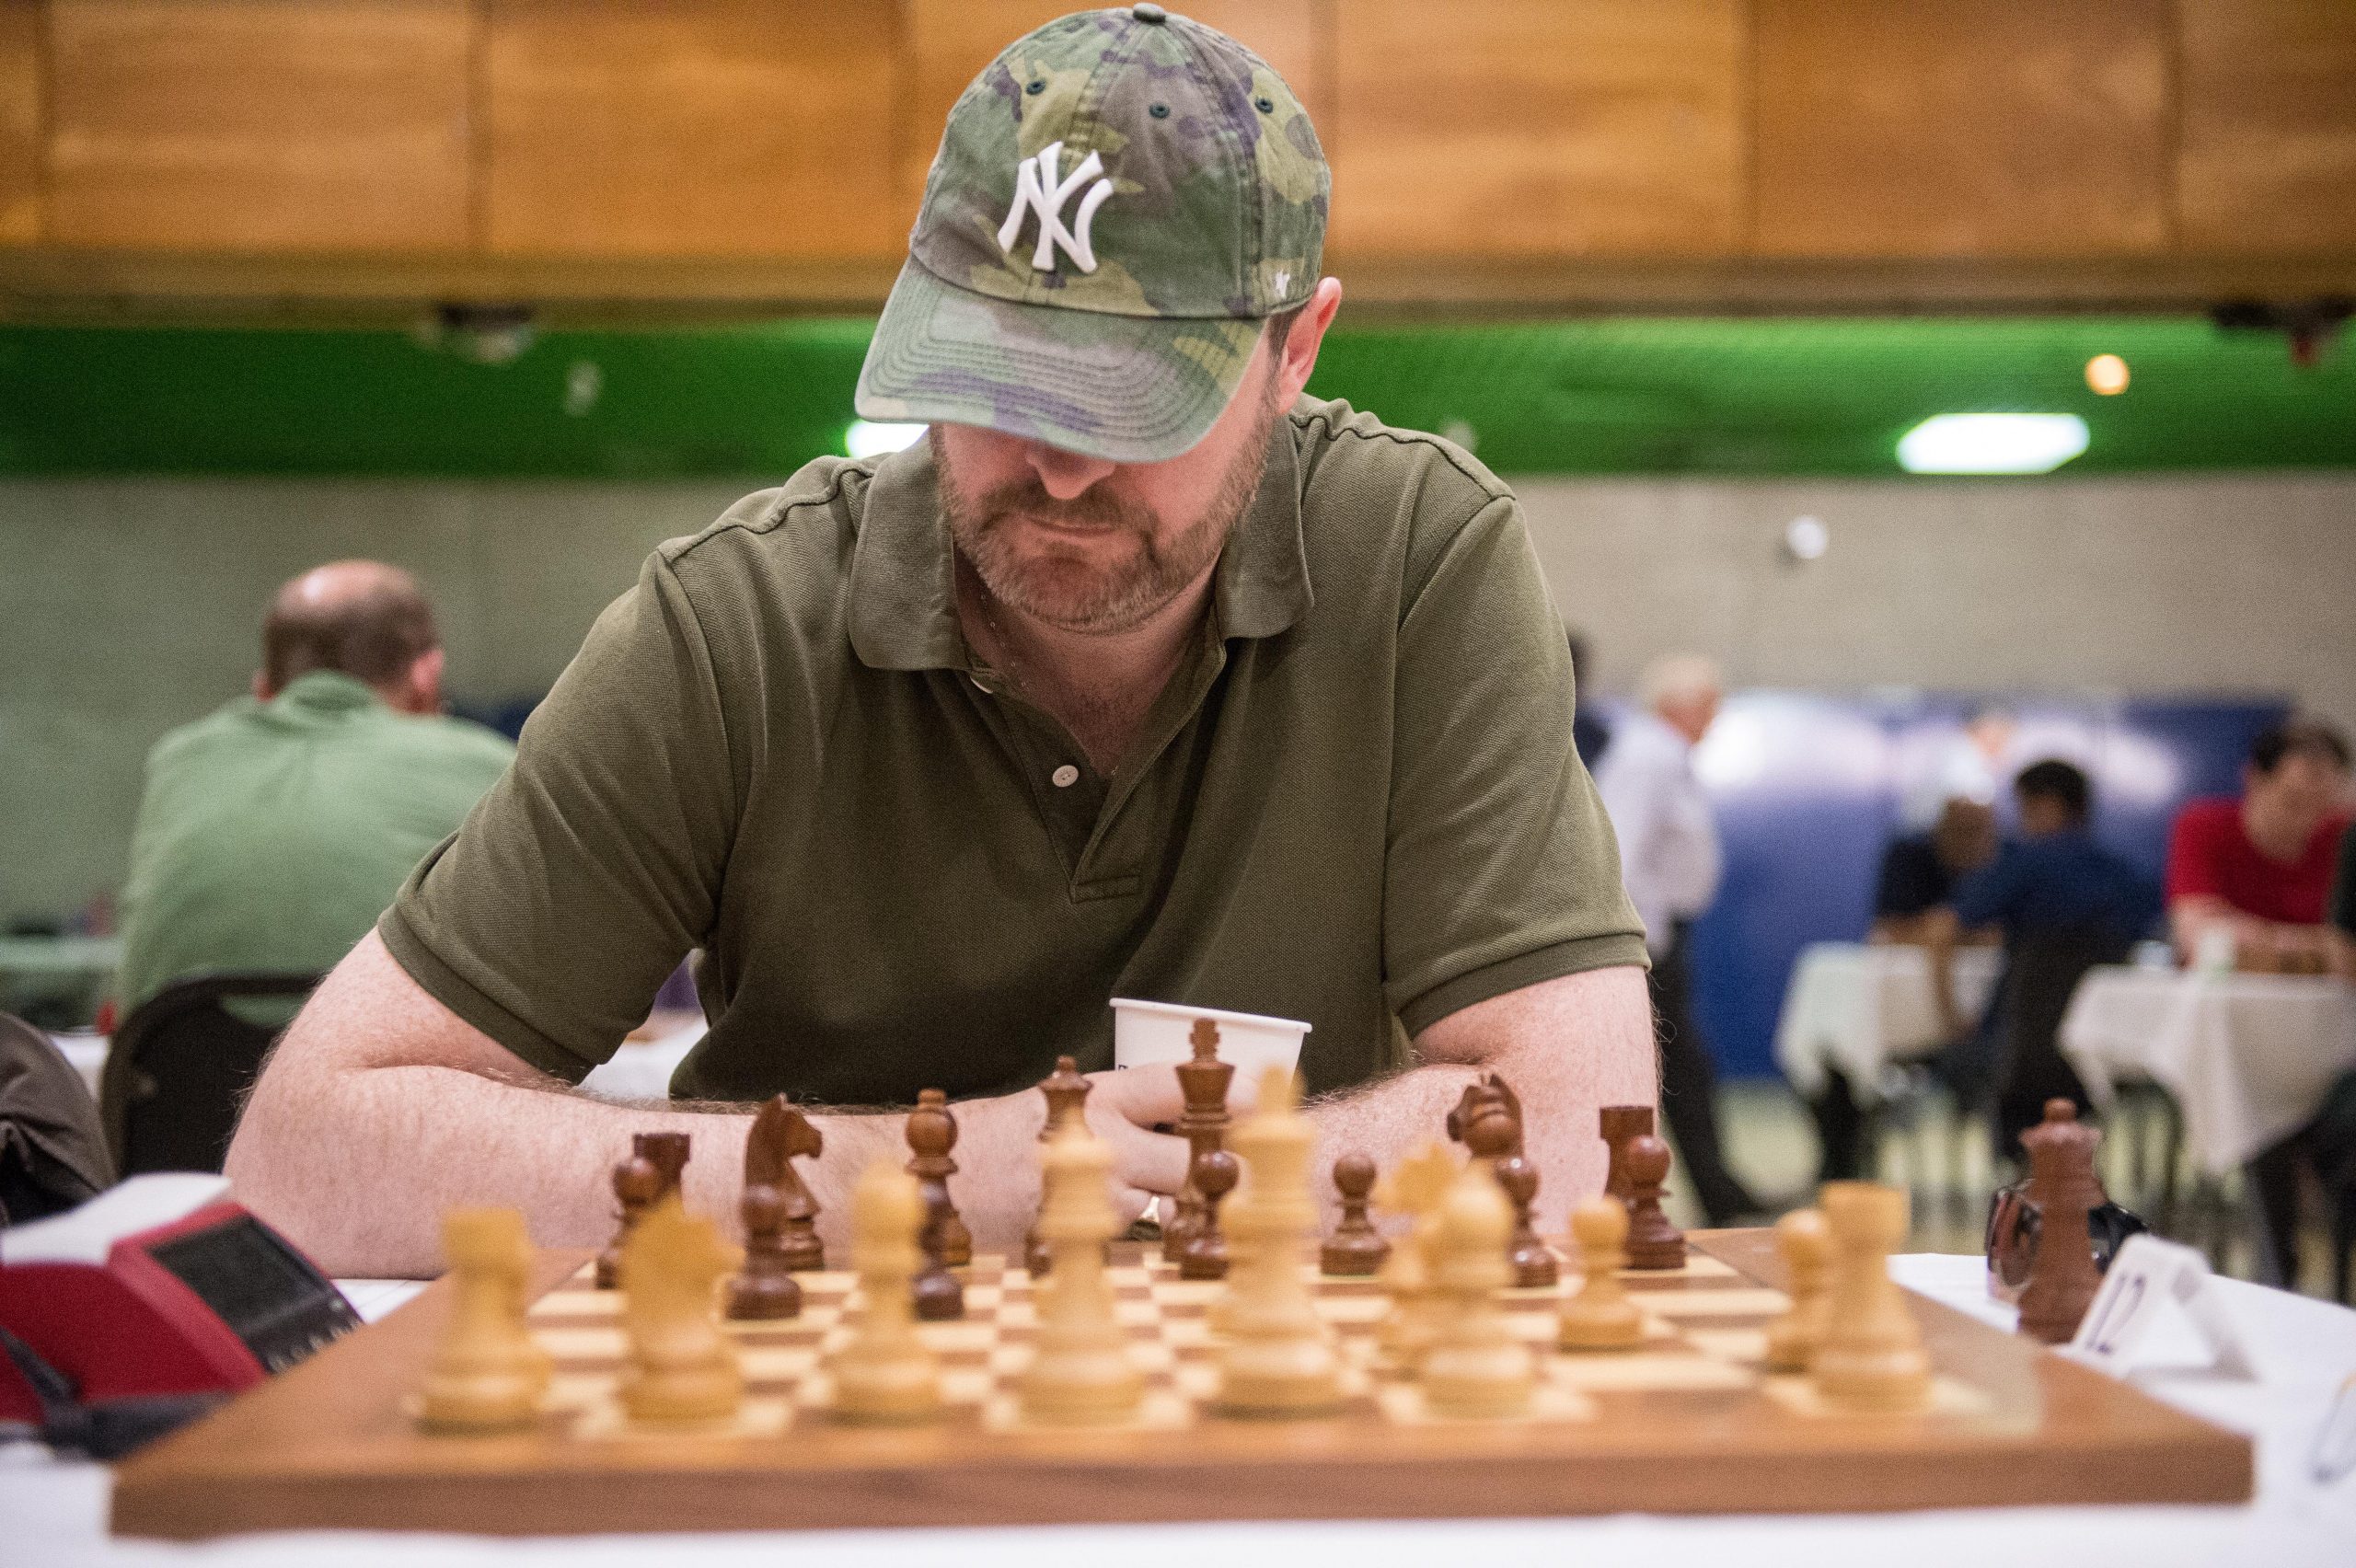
[825,1161,943,1424]
[1178,1149,1239,1280]
[1421,1162,1534,1418]
[618,1193,743,1424]
[1019,1113,1145,1424]
[1448,1078,1557,1289]
[745,1097,826,1272]
[1164,1019,1235,1264]
[1761,1207,1831,1371]
[1321,1153,1390,1275]
[1761,1205,1833,1370]
[907,1090,966,1321]
[907,1089,973,1263]
[1375,1143,1456,1372]
[1618,1124,1688,1270]
[1556,1197,1646,1351]
[417,1208,551,1433]
[726,1182,803,1321]
[596,1153,664,1290]
[1025,1056,1092,1275]
[1812,1182,1931,1413]
[595,1131,690,1289]
[1212,1067,1345,1414]
[2016,1100,2105,1345]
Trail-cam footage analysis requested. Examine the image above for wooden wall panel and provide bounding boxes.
[46,0,470,252]
[900,1,1328,206]
[1752,0,2170,257]
[2178,0,2356,254]
[485,0,901,259]
[1330,0,1742,258]
[0,0,40,244]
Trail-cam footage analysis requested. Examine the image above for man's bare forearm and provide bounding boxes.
[230,935,960,1277]
[1309,964,1657,1234]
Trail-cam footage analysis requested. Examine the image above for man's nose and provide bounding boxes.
[1024,442,1117,500]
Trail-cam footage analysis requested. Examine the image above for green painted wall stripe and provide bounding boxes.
[0,316,2349,478]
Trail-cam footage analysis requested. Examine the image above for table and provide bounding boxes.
[1774,941,2003,1098]
[2060,967,2356,1179]
[8,1255,2351,1568]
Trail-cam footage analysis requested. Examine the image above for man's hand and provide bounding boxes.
[926,1064,1257,1250]
[1086,1064,1259,1221]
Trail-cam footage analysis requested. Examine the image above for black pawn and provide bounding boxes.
[1322,1153,1390,1276]
[727,1182,803,1320]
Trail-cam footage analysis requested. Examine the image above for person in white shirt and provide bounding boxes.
[1594,653,1761,1224]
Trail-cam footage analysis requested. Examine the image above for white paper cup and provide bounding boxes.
[1110,997,1310,1083]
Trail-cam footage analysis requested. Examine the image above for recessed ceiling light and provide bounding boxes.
[2085,353,2130,396]
[1897,413,2089,475]
[845,420,926,459]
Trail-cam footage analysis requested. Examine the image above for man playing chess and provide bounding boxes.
[226,6,1656,1277]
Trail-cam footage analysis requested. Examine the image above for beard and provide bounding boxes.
[934,390,1281,636]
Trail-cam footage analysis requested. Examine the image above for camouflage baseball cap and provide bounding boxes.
[855,6,1328,464]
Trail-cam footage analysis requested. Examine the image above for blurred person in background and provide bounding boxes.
[113,562,514,1024]
[2166,719,2352,973]
[1804,796,2004,1182]
[1872,797,2001,945]
[2193,722,2356,1284]
[1941,760,2160,1160]
[1595,652,1761,1224]
[1565,628,1611,770]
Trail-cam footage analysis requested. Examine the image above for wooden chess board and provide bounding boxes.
[110,1232,2252,1539]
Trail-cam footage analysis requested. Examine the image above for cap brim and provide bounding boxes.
[855,260,1262,464]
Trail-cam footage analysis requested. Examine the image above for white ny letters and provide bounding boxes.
[997,141,1114,275]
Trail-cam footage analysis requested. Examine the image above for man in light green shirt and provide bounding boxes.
[115,562,514,1020]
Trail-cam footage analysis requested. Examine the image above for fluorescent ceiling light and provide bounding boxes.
[1897,413,2088,475]
[844,420,926,459]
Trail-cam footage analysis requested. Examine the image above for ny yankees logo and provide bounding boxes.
[997,140,1114,275]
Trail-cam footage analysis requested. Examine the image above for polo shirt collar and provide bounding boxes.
[847,417,1311,674]
[273,670,381,713]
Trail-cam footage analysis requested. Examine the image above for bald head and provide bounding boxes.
[259,561,443,714]
[1637,652,1723,744]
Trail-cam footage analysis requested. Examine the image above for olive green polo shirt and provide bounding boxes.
[380,396,1646,1103]
[117,671,516,1020]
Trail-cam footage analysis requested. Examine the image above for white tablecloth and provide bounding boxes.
[1774,941,2003,1097]
[2061,968,2356,1176]
[8,1254,2352,1568]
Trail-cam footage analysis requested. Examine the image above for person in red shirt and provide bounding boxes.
[2166,719,2352,971]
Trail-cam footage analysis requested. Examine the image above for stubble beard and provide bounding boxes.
[935,389,1281,637]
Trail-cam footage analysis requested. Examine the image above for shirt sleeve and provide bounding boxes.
[1874,838,1943,919]
[2165,803,2229,904]
[378,549,740,1080]
[1383,495,1650,1036]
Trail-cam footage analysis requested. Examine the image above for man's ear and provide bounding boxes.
[397,648,446,715]
[1273,275,1344,406]
[252,671,273,701]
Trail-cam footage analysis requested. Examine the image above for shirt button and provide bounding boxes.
[1051,764,1080,789]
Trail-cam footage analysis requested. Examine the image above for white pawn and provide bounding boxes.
[1421,1163,1535,1418]
[1019,1115,1144,1424]
[1212,1067,1344,1415]
[1557,1197,1646,1352]
[826,1161,943,1424]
